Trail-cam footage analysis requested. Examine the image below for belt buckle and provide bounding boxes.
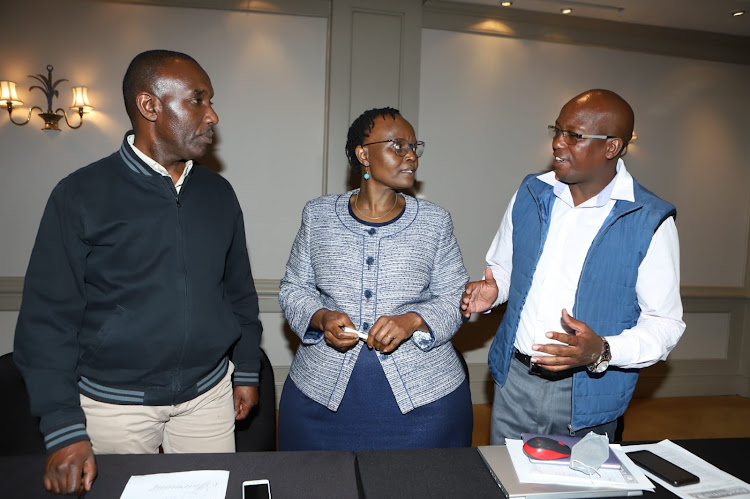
[528,361,545,377]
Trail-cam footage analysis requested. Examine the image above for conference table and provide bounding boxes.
[2,439,747,498]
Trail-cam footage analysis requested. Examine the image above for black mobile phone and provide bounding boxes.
[628,450,700,487]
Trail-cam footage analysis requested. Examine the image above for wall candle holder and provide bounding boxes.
[0,65,93,132]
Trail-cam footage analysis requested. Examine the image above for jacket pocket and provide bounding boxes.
[79,305,132,363]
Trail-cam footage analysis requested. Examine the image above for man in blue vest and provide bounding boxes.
[460,89,685,444]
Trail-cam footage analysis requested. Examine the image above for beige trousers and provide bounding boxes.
[80,366,236,454]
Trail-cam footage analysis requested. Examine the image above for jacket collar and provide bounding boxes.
[335,189,419,237]
[119,131,154,176]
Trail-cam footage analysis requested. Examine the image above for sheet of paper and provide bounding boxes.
[506,439,654,491]
[120,470,230,499]
[624,440,750,499]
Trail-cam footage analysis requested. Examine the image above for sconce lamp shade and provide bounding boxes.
[0,81,24,106]
[70,86,93,112]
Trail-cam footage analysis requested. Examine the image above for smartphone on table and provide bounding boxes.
[628,450,700,487]
[242,479,271,499]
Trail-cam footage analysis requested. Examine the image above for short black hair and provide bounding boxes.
[345,107,400,173]
[122,49,198,122]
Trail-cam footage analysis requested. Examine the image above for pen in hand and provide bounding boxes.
[342,326,368,341]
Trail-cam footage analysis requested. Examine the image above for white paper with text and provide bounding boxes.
[120,469,229,499]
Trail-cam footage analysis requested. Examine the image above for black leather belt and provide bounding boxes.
[513,348,573,380]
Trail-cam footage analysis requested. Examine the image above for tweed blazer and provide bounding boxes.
[279,190,469,413]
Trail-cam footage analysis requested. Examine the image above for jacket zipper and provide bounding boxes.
[163,176,191,402]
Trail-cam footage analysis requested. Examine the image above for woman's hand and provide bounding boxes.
[311,309,359,352]
[368,312,426,353]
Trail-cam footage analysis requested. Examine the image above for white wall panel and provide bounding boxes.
[417,28,750,290]
[0,0,327,281]
[672,312,731,360]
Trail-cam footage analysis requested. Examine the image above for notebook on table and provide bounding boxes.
[477,445,643,499]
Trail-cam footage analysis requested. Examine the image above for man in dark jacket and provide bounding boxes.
[14,50,263,495]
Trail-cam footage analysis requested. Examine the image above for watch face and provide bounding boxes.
[594,360,609,373]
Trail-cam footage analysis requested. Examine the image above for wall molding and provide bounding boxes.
[423,0,750,65]
[0,277,23,311]
[4,275,748,402]
[4,277,747,312]
[87,0,331,18]
[272,365,750,407]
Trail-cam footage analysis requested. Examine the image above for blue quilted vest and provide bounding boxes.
[488,173,676,430]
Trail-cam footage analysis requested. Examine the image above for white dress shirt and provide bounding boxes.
[486,160,685,369]
[127,134,192,193]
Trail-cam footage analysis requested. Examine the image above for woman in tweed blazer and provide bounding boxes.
[277,108,472,451]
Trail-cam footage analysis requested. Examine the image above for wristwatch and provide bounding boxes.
[587,337,611,373]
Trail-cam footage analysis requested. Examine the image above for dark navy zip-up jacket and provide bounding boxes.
[14,132,263,453]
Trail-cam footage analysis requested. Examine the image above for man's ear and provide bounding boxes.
[135,92,158,122]
[605,138,624,159]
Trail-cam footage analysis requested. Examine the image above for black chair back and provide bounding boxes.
[234,348,277,451]
[0,352,46,455]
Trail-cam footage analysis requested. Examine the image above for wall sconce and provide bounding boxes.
[0,65,93,132]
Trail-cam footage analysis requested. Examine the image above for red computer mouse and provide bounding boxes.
[523,436,572,460]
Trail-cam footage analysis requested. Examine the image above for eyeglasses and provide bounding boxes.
[548,125,616,145]
[362,138,425,157]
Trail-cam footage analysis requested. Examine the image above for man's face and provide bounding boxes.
[551,100,611,188]
[152,59,218,165]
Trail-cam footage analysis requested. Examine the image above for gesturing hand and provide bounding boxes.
[530,309,605,371]
[460,267,499,318]
[44,440,97,495]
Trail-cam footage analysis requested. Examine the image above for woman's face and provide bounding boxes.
[358,114,418,190]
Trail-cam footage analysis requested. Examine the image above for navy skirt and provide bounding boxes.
[278,345,473,452]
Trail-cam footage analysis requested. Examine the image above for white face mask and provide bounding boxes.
[569,432,610,475]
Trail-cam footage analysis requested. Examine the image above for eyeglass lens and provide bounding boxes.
[548,126,578,145]
[391,138,425,157]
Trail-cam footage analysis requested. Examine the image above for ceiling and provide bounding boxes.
[447,0,750,37]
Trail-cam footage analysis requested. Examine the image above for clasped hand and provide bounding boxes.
[316,309,421,353]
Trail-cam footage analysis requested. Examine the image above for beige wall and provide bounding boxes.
[1,0,748,403]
